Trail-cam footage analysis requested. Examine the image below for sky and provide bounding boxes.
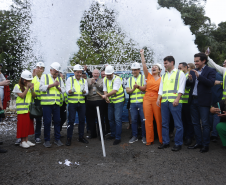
[1,0,225,26]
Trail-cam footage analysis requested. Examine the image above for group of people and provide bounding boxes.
[1,49,226,154]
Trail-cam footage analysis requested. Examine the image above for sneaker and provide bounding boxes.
[142,137,147,144]
[129,136,138,144]
[27,141,35,147]
[15,138,21,145]
[35,138,42,144]
[54,140,64,146]
[20,141,30,148]
[113,139,121,145]
[43,141,52,148]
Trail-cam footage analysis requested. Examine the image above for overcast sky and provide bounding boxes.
[0,0,225,25]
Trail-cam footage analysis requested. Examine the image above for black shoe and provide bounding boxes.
[200,146,209,153]
[158,143,170,149]
[184,138,192,146]
[113,139,121,145]
[187,143,203,149]
[171,145,182,151]
[210,136,218,143]
[66,138,71,146]
[0,141,3,145]
[78,137,89,144]
[0,147,7,153]
[106,135,115,140]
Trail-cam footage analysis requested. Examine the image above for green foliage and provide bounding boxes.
[158,0,226,64]
[70,2,154,66]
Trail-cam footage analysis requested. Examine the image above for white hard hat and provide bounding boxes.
[153,63,162,70]
[73,64,83,71]
[50,62,61,71]
[105,65,114,75]
[36,61,45,68]
[21,70,33,80]
[131,62,141,69]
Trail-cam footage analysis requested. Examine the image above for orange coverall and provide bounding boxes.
[143,73,163,144]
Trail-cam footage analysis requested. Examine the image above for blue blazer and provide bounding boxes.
[186,66,216,107]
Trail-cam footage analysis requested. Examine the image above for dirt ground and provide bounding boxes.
[1,114,226,185]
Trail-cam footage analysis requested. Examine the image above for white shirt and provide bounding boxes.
[207,57,226,75]
[12,85,22,97]
[39,74,66,94]
[126,74,146,88]
[158,68,186,95]
[103,75,122,92]
[66,76,88,96]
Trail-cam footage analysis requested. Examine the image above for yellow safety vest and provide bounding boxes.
[67,77,86,104]
[15,84,32,114]
[161,69,183,103]
[128,74,145,103]
[222,72,226,100]
[32,76,41,100]
[104,76,125,104]
[181,73,190,104]
[40,74,61,106]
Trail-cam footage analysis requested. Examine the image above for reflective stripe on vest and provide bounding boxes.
[40,74,61,106]
[129,74,145,103]
[222,72,226,100]
[15,84,32,114]
[104,76,124,104]
[181,73,190,103]
[161,70,182,103]
[32,76,41,100]
[68,77,85,104]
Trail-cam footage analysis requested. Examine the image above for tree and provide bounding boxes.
[70,2,154,66]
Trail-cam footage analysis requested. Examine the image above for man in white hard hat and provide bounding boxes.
[65,64,89,146]
[126,62,147,144]
[102,65,125,145]
[39,62,65,148]
[32,61,45,144]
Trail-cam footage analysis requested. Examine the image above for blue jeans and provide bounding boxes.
[209,113,220,137]
[130,103,146,137]
[161,101,183,145]
[42,104,61,141]
[67,103,86,139]
[108,102,124,140]
[34,99,42,139]
[190,98,210,146]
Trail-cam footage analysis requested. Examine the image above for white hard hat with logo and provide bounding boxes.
[154,63,162,70]
[73,64,83,71]
[36,61,45,68]
[50,62,61,71]
[105,65,114,75]
[131,62,141,69]
[21,70,33,80]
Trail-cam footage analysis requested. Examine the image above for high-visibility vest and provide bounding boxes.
[67,77,86,104]
[181,73,190,104]
[104,76,125,104]
[222,72,226,100]
[161,69,183,103]
[40,74,61,106]
[128,74,145,103]
[32,76,41,100]
[15,84,32,114]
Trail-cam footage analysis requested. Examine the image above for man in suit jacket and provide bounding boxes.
[186,53,216,153]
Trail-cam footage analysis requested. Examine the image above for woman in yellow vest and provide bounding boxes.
[12,70,36,148]
[140,49,163,146]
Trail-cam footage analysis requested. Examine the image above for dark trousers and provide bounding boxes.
[67,103,86,139]
[86,100,105,137]
[42,104,61,141]
[60,102,67,131]
[34,99,42,139]
[104,101,110,133]
[182,103,194,139]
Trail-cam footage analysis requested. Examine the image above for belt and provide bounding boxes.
[192,95,198,99]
